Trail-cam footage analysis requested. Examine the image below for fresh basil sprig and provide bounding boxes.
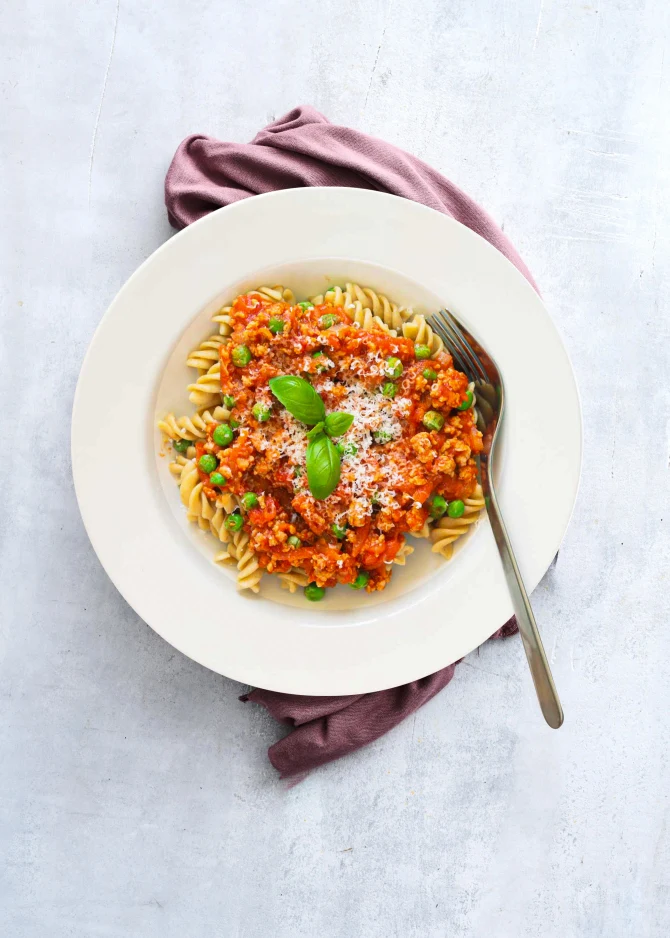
[306,432,341,500]
[269,375,325,425]
[306,421,325,441]
[269,374,354,500]
[324,412,354,437]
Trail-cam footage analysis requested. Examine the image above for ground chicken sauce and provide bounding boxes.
[195,292,483,592]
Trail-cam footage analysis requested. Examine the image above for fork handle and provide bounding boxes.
[486,485,564,728]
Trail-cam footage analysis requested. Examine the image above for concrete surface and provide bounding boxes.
[1,1,669,935]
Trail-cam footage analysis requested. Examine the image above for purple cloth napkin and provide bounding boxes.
[165,105,530,778]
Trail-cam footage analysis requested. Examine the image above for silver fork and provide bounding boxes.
[430,309,564,729]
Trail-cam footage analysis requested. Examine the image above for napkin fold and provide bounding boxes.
[166,105,531,778]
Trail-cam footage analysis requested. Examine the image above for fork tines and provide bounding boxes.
[431,310,488,383]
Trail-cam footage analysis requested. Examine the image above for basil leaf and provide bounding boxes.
[306,421,325,441]
[324,412,354,438]
[269,375,326,425]
[306,432,341,500]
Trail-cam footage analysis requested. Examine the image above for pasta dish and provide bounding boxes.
[159,283,485,599]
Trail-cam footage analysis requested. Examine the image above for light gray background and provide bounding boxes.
[1,1,669,935]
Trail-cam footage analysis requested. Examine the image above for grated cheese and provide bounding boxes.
[253,353,411,516]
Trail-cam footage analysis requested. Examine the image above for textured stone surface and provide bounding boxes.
[1,1,669,935]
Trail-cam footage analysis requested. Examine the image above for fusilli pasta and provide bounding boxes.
[401,314,444,357]
[159,406,231,442]
[187,363,223,409]
[187,334,228,373]
[310,282,413,335]
[159,282,485,598]
[224,527,264,593]
[210,285,295,338]
[178,459,216,529]
[279,569,310,592]
[429,484,486,559]
[392,541,414,566]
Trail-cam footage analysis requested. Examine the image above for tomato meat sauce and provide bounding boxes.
[196,292,483,592]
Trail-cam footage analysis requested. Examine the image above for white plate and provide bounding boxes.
[71,188,581,695]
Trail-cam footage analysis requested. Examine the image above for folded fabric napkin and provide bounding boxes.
[165,105,532,778]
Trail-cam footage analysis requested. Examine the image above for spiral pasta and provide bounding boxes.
[392,541,414,566]
[225,527,264,593]
[211,304,234,338]
[187,334,227,373]
[311,282,412,334]
[175,478,264,592]
[214,548,234,566]
[211,285,295,337]
[169,458,264,591]
[159,406,231,443]
[350,305,396,334]
[158,412,188,442]
[168,453,194,479]
[279,569,310,592]
[401,314,444,357]
[257,285,296,304]
[159,282,484,599]
[429,484,486,559]
[178,459,217,530]
[409,521,432,539]
[187,363,223,409]
[311,285,393,334]
[207,506,232,544]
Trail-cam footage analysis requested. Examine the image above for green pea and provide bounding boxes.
[457,390,474,411]
[447,500,465,519]
[331,523,347,539]
[213,423,233,447]
[222,394,236,409]
[385,356,403,379]
[231,344,251,367]
[225,512,244,532]
[198,453,218,473]
[422,368,438,381]
[209,471,226,487]
[422,410,444,432]
[173,438,191,454]
[241,492,259,511]
[381,381,397,399]
[351,571,370,590]
[304,583,326,601]
[373,429,393,444]
[319,313,338,329]
[429,494,448,519]
[268,317,285,334]
[287,535,302,548]
[336,441,358,457]
[252,402,272,422]
[229,419,240,430]
[297,301,314,310]
[310,350,327,372]
[415,344,432,360]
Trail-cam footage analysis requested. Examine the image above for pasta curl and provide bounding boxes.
[401,314,444,356]
[187,334,227,372]
[310,282,412,335]
[429,484,486,559]
[159,283,483,598]
[279,570,310,593]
